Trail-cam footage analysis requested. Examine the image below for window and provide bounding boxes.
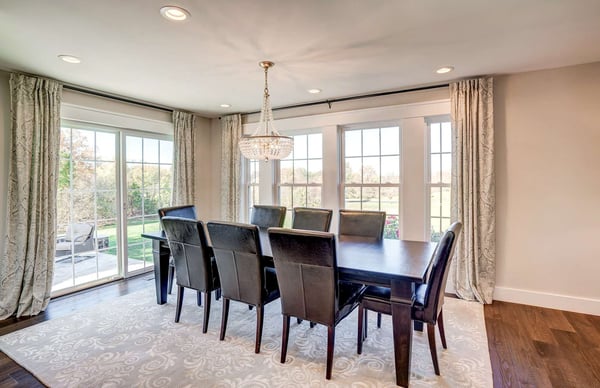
[245,159,260,221]
[342,125,401,239]
[278,133,323,226]
[428,119,452,242]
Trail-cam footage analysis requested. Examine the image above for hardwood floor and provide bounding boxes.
[1,276,599,387]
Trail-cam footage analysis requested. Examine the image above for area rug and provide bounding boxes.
[0,287,492,387]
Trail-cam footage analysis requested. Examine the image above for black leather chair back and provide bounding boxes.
[158,205,197,219]
[338,209,386,241]
[291,207,333,232]
[250,205,286,228]
[420,222,462,323]
[161,217,216,292]
[268,228,338,326]
[207,221,265,306]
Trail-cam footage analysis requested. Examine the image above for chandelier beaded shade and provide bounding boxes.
[239,61,293,161]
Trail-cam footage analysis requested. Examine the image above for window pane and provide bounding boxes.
[380,187,399,215]
[96,162,115,190]
[280,160,293,184]
[430,123,440,153]
[143,165,159,190]
[143,191,159,215]
[160,140,173,164]
[441,187,451,217]
[293,186,306,207]
[380,127,399,155]
[293,134,307,159]
[441,154,452,184]
[384,215,400,240]
[158,189,171,209]
[73,129,95,160]
[430,187,441,217]
[143,138,159,163]
[362,157,380,184]
[431,218,442,242]
[307,159,322,184]
[362,187,380,211]
[72,161,95,191]
[345,157,362,184]
[293,159,308,184]
[430,154,441,182]
[380,156,399,184]
[307,187,321,208]
[280,186,292,208]
[441,122,452,153]
[345,187,361,209]
[362,129,380,156]
[126,137,143,162]
[250,161,259,184]
[96,132,115,161]
[97,191,117,221]
[307,134,322,158]
[345,130,361,157]
[60,127,71,155]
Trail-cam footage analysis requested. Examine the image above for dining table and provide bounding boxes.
[141,229,436,387]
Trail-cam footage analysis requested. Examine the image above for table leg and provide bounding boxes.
[152,239,170,305]
[390,280,415,387]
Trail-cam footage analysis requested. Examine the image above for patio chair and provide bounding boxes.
[55,223,95,257]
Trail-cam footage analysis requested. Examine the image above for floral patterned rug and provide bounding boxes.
[0,288,492,387]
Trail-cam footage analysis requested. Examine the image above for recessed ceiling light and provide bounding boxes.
[436,66,454,74]
[160,6,191,21]
[307,88,321,94]
[58,55,81,64]
[220,104,231,108]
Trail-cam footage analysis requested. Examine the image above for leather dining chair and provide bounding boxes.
[268,227,365,380]
[356,222,462,376]
[206,221,280,354]
[291,207,333,232]
[161,217,220,333]
[250,205,287,229]
[158,205,197,295]
[338,209,386,241]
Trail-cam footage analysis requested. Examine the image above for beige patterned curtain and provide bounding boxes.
[450,77,495,304]
[171,111,195,205]
[220,114,242,221]
[0,73,62,319]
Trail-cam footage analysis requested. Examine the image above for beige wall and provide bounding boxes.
[495,62,600,314]
[192,116,215,220]
[0,71,10,258]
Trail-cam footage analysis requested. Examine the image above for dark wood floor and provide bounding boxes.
[1,275,599,387]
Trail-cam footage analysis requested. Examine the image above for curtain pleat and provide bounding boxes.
[0,73,62,319]
[171,111,196,206]
[220,114,242,221]
[450,77,496,304]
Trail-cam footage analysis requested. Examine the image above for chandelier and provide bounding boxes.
[239,61,293,161]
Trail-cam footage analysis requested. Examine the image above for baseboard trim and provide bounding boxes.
[494,286,600,316]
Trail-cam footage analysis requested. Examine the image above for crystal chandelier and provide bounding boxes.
[239,61,293,161]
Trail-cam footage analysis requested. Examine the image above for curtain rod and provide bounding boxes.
[242,83,450,115]
[63,85,173,113]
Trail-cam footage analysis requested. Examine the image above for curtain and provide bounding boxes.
[0,73,62,319]
[220,114,242,221]
[450,77,495,304]
[171,111,195,206]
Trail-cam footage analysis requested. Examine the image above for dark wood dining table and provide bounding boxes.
[141,230,436,387]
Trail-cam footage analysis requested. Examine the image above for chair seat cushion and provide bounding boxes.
[335,281,366,324]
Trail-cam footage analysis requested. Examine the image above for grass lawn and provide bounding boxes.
[97,219,160,261]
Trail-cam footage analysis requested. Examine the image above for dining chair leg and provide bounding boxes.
[437,310,447,349]
[255,305,264,354]
[202,291,211,333]
[220,298,230,341]
[326,326,335,380]
[215,288,221,300]
[310,322,316,328]
[197,291,202,306]
[427,323,440,375]
[377,312,382,328]
[357,304,364,354]
[297,318,303,324]
[249,305,253,310]
[281,315,290,363]
[364,309,368,339]
[167,264,175,294]
[175,286,184,323]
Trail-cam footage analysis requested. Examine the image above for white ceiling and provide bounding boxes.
[1,0,600,117]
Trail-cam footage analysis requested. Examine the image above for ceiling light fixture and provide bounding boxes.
[58,55,81,64]
[160,6,190,21]
[436,66,454,74]
[308,88,321,94]
[239,61,293,162]
[220,104,231,108]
